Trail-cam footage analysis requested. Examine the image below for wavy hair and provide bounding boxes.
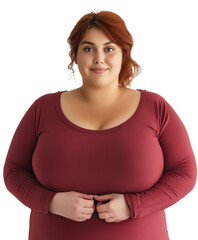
[67,11,142,87]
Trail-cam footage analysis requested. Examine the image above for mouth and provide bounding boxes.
[91,68,108,74]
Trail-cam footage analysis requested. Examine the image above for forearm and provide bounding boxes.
[4,159,57,214]
[124,159,197,219]
[48,192,62,214]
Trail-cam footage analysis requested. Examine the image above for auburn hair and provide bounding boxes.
[67,11,142,87]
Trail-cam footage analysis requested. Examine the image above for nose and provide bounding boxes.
[93,58,104,64]
[93,51,104,64]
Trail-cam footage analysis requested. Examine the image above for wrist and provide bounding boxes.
[48,192,61,214]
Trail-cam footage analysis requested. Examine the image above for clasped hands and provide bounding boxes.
[93,193,131,223]
[49,191,131,223]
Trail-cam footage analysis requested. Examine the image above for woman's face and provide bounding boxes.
[76,28,123,88]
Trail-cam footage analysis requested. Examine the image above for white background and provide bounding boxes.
[0,0,198,239]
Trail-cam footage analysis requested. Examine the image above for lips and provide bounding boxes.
[91,68,108,74]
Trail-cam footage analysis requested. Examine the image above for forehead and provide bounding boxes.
[80,28,112,44]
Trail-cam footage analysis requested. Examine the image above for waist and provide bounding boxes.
[29,210,169,240]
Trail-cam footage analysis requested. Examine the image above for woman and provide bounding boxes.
[3,11,197,240]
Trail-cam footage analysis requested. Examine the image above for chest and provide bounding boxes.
[33,90,164,193]
[60,90,141,131]
[33,125,164,193]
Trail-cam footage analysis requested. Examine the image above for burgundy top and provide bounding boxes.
[3,89,197,240]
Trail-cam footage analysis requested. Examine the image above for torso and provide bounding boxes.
[60,87,141,131]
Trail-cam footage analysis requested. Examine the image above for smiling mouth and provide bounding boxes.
[91,68,108,74]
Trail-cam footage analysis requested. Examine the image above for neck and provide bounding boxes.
[77,84,125,108]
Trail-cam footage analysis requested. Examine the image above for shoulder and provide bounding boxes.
[31,91,61,108]
[139,89,175,115]
[25,91,61,114]
[141,88,173,108]
[142,89,166,102]
[35,91,59,103]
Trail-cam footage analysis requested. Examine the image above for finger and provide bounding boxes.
[83,199,95,207]
[98,212,110,219]
[82,206,95,215]
[94,194,112,201]
[97,201,103,207]
[96,207,109,217]
[96,201,109,212]
[75,191,93,199]
[96,201,103,212]
[105,217,115,223]
[78,214,92,220]
[77,218,88,222]
[80,193,94,199]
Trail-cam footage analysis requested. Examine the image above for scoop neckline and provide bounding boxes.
[54,88,146,134]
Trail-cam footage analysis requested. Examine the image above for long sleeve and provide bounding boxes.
[5,89,194,239]
[124,96,197,219]
[3,99,57,214]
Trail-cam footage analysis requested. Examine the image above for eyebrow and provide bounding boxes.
[80,41,114,46]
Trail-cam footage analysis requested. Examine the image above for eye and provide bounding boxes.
[105,47,114,52]
[83,47,94,52]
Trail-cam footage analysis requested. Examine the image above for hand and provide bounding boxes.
[48,191,95,222]
[94,193,131,223]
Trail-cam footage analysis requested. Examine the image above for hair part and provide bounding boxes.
[67,11,142,87]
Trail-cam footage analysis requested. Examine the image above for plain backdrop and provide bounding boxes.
[0,0,198,239]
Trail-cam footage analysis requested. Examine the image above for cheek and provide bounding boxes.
[77,54,92,68]
[108,54,122,71]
